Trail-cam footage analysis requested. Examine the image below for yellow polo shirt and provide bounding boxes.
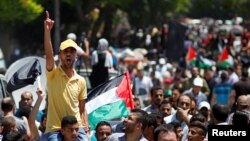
[45,66,87,132]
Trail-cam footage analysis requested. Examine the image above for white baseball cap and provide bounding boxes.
[198,101,211,110]
[193,77,203,87]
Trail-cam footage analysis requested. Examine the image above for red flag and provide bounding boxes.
[186,46,196,62]
[219,47,229,61]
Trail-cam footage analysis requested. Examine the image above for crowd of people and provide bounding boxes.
[1,10,250,141]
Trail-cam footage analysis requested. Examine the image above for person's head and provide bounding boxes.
[154,124,178,141]
[1,97,15,113]
[122,109,148,134]
[236,95,249,111]
[227,67,234,75]
[39,113,47,133]
[241,68,249,79]
[59,39,78,69]
[160,100,172,117]
[151,86,164,106]
[144,113,161,141]
[20,91,33,108]
[190,113,207,124]
[171,88,181,109]
[133,97,141,109]
[204,68,214,80]
[177,95,191,110]
[187,121,207,141]
[198,101,211,120]
[95,121,112,141]
[192,77,203,95]
[1,116,18,134]
[18,106,31,119]
[164,78,173,89]
[61,115,79,141]
[191,67,199,77]
[232,110,250,126]
[97,38,109,52]
[189,95,197,115]
[67,33,77,41]
[211,104,229,124]
[220,71,228,82]
[169,122,183,140]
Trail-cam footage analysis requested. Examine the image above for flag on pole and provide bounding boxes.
[198,56,215,69]
[86,71,134,130]
[186,46,197,66]
[6,59,42,93]
[217,47,232,68]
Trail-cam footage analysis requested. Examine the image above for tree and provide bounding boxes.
[0,0,43,23]
[0,0,43,66]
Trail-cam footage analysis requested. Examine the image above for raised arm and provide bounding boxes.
[28,88,44,140]
[44,11,55,71]
[82,39,89,58]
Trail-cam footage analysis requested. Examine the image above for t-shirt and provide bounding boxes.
[45,66,87,132]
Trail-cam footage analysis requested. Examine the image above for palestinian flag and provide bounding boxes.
[198,56,215,69]
[186,46,197,66]
[86,71,134,130]
[217,47,232,68]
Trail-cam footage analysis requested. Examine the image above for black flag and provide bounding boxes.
[7,59,42,93]
[165,20,188,61]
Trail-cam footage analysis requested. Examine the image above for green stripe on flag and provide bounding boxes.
[217,61,231,68]
[88,100,130,130]
[189,59,197,66]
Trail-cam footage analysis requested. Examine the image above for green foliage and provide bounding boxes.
[0,0,43,23]
[189,0,250,19]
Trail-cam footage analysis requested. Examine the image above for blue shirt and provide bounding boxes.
[213,83,232,105]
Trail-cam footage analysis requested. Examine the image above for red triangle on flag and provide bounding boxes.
[219,47,229,61]
[116,71,134,110]
[186,46,196,61]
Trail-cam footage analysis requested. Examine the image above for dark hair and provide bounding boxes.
[95,121,112,132]
[95,121,112,138]
[169,122,181,129]
[154,124,177,141]
[41,113,47,122]
[161,99,171,105]
[2,131,25,141]
[150,86,163,96]
[133,97,140,101]
[61,115,78,128]
[220,71,228,81]
[147,113,162,130]
[189,121,207,136]
[212,104,229,122]
[19,106,31,119]
[131,109,149,130]
[190,113,206,123]
[1,98,15,113]
[242,68,249,78]
[232,110,249,126]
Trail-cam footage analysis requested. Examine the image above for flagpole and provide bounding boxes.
[37,75,42,89]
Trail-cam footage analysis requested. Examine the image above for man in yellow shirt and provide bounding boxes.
[42,11,88,140]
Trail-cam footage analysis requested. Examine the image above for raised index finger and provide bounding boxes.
[45,10,49,19]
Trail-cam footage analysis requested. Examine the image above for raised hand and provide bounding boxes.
[44,10,54,31]
[36,87,44,99]
[177,107,189,121]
